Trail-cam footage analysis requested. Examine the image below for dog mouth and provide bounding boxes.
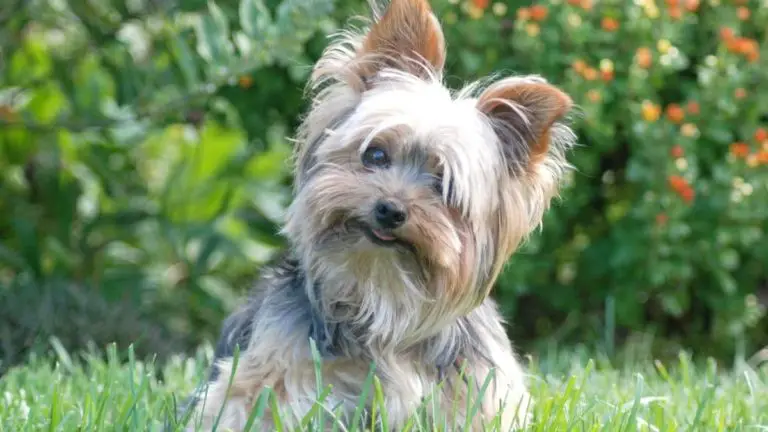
[363,226,398,245]
[345,219,414,251]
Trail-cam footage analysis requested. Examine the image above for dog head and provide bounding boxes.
[283,0,576,329]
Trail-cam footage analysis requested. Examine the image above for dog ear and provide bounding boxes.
[476,78,573,170]
[356,0,446,81]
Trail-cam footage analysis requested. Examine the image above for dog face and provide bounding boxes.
[284,0,575,319]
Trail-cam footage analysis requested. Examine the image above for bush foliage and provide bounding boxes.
[0,0,766,369]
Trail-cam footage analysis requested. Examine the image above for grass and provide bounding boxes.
[1,339,767,431]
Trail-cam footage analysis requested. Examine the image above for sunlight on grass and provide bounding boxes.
[1,341,766,431]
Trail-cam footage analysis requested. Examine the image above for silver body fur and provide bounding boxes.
[183,0,577,430]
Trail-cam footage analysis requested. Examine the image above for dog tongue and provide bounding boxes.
[372,230,396,241]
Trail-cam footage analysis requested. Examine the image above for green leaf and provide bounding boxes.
[170,33,202,88]
[25,82,67,123]
[72,55,115,113]
[195,2,234,66]
[715,269,738,295]
[161,121,247,222]
[246,147,290,181]
[8,38,52,85]
[239,0,273,40]
[660,289,688,318]
[718,248,740,271]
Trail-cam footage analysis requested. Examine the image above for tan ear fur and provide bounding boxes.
[357,0,446,80]
[477,80,573,166]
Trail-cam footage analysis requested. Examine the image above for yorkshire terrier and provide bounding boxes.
[183,0,576,430]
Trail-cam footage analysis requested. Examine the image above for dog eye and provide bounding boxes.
[433,178,443,195]
[361,147,390,168]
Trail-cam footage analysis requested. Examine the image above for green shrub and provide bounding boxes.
[0,0,333,365]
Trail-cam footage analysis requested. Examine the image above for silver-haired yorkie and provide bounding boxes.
[183,0,576,430]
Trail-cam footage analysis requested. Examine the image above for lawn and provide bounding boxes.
[1,340,766,431]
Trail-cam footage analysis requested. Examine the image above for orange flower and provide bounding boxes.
[668,175,687,190]
[719,26,735,42]
[756,151,768,164]
[668,175,695,203]
[737,6,750,20]
[728,37,758,58]
[583,67,599,81]
[671,145,684,158]
[686,101,700,115]
[642,101,661,122]
[734,88,747,99]
[567,0,593,9]
[572,59,588,74]
[668,6,683,20]
[684,0,699,11]
[587,89,602,103]
[656,213,669,226]
[530,5,548,21]
[740,38,758,55]
[238,75,253,88]
[601,17,620,31]
[666,104,685,124]
[601,70,614,81]
[517,7,531,20]
[664,0,679,6]
[730,142,750,158]
[754,127,768,143]
[679,187,695,203]
[636,47,653,68]
[472,0,490,9]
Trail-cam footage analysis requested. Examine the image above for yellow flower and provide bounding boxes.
[641,100,661,122]
[466,3,485,19]
[599,59,614,73]
[492,2,507,16]
[657,39,672,54]
[680,123,699,137]
[644,2,660,18]
[525,23,541,37]
[567,13,582,27]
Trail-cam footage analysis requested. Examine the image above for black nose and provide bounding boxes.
[374,199,407,229]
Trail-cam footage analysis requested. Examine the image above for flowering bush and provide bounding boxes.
[434,0,768,356]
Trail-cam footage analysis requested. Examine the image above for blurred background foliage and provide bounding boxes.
[0,0,766,373]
